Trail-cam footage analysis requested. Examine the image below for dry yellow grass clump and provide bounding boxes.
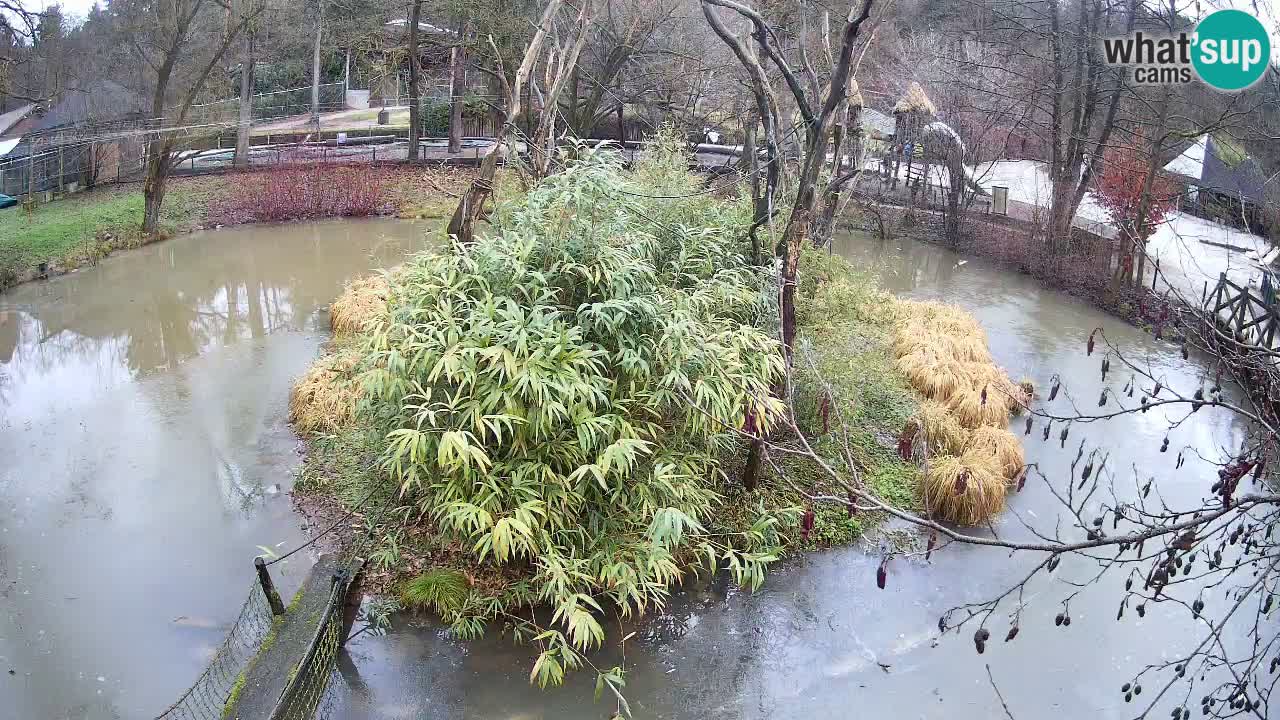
[330,274,390,337]
[922,453,1006,526]
[893,299,1031,525]
[947,385,1016,428]
[917,400,969,456]
[966,425,1026,481]
[288,349,363,433]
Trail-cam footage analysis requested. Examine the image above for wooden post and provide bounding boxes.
[255,556,287,615]
[338,566,364,647]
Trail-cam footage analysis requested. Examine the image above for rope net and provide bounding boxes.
[154,580,276,720]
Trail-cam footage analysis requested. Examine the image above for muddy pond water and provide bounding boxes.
[0,219,429,719]
[0,220,1266,720]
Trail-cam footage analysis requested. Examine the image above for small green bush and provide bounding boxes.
[419,99,450,137]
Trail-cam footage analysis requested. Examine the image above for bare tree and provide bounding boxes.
[233,14,258,168]
[116,0,261,234]
[407,0,424,160]
[701,0,874,357]
[309,0,325,134]
[447,17,469,154]
[447,0,569,243]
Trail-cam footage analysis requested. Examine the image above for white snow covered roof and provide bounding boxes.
[385,18,452,35]
[0,104,34,137]
[0,137,20,158]
[1164,135,1206,180]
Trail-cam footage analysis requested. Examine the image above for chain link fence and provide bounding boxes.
[189,83,346,126]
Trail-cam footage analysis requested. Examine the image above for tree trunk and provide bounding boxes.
[615,98,624,143]
[310,1,323,134]
[447,23,467,154]
[142,139,171,236]
[742,439,761,491]
[407,0,423,161]
[234,30,255,168]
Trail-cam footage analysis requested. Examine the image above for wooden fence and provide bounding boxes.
[1206,273,1280,349]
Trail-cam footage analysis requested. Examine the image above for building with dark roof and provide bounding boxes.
[1163,134,1269,232]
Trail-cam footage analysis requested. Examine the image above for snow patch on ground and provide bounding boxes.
[967,159,1272,300]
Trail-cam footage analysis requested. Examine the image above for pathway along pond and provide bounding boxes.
[0,219,428,719]
[0,219,1268,720]
[324,230,1268,719]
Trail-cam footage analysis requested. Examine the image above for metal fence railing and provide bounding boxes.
[265,572,353,720]
[189,83,346,126]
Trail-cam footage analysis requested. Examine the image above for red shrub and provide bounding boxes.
[1095,141,1178,241]
[210,163,389,224]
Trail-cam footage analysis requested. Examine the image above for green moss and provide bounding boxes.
[1212,133,1247,168]
[221,615,284,718]
[294,424,387,507]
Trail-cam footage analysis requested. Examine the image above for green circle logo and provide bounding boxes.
[1192,9,1271,91]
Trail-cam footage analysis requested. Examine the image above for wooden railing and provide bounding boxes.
[1207,273,1280,349]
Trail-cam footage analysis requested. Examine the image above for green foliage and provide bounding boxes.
[400,569,471,615]
[419,99,451,137]
[1213,133,1247,168]
[721,248,922,549]
[356,142,790,681]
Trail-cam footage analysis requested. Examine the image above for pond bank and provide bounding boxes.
[846,202,1187,341]
[0,164,471,292]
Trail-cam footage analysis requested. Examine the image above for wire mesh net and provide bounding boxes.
[267,578,348,720]
[154,580,276,720]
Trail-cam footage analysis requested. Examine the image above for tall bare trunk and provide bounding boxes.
[447,23,467,154]
[407,0,422,161]
[310,1,323,134]
[142,139,171,236]
[234,30,255,168]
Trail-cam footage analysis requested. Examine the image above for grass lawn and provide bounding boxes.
[0,176,229,289]
[0,166,473,292]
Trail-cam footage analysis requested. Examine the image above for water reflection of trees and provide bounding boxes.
[0,223,424,384]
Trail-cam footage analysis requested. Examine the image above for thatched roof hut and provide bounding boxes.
[892,81,936,145]
[893,81,936,115]
[848,78,865,109]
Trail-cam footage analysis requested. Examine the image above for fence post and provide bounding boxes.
[255,557,287,615]
[339,566,363,647]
